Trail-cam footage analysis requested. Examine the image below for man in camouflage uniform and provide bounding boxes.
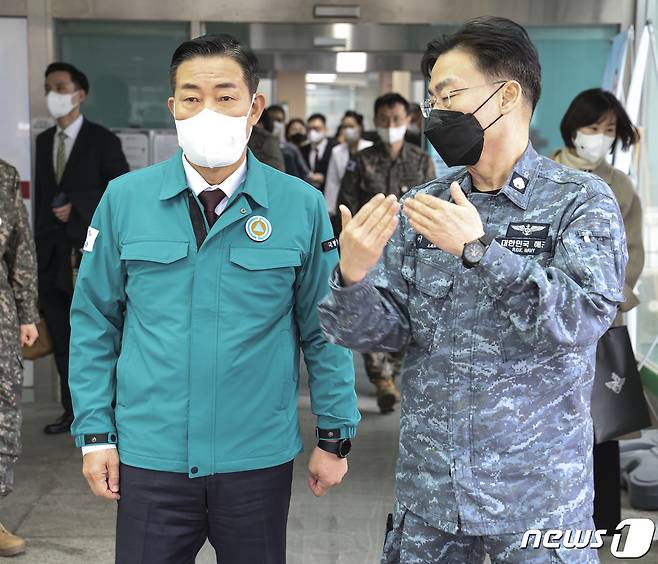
[338,92,435,414]
[0,159,39,556]
[320,18,626,563]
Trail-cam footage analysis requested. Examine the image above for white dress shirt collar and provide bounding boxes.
[56,113,84,140]
[182,154,247,199]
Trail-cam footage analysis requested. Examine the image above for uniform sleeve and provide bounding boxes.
[69,185,126,447]
[477,188,627,349]
[5,170,39,325]
[295,192,360,438]
[323,149,341,215]
[336,154,364,215]
[318,208,412,353]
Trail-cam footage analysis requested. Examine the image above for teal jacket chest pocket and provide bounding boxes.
[225,247,303,313]
[120,240,190,299]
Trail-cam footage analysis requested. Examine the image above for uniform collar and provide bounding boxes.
[159,149,269,209]
[459,142,541,210]
[182,153,247,199]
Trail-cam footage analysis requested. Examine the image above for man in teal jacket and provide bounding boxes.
[69,33,360,564]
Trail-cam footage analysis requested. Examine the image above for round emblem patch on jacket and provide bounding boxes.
[245,216,272,242]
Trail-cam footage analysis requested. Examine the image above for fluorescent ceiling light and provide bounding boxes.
[336,52,367,73]
[314,5,360,18]
[306,73,337,83]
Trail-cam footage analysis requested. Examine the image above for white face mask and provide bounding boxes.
[308,129,326,145]
[573,131,614,163]
[47,91,79,119]
[174,95,255,169]
[343,127,360,143]
[377,125,407,145]
[272,120,285,142]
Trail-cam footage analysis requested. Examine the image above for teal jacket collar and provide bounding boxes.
[159,149,269,209]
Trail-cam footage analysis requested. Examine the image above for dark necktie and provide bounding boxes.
[198,189,226,228]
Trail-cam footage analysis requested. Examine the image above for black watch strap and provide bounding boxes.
[316,428,341,440]
[479,233,494,247]
[317,438,352,458]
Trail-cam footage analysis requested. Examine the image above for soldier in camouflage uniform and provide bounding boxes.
[320,18,626,563]
[337,93,435,414]
[0,159,39,556]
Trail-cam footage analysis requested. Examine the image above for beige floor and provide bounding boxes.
[3,357,658,563]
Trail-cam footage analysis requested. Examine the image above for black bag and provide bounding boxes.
[591,326,652,444]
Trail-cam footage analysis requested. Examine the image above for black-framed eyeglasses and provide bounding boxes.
[421,80,508,117]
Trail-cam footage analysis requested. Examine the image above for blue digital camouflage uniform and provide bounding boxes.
[318,143,627,562]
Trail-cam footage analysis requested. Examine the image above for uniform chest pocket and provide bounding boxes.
[120,240,189,264]
[120,241,190,300]
[401,254,454,350]
[229,247,302,271]
[228,247,302,303]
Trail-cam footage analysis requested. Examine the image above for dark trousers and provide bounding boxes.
[116,461,294,564]
[593,440,621,532]
[40,283,73,415]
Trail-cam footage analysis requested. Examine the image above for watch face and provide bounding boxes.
[338,439,352,458]
[464,241,485,264]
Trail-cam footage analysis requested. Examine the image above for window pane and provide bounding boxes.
[55,20,189,129]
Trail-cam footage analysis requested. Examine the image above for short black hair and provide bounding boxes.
[421,16,541,110]
[342,110,364,128]
[307,113,327,125]
[374,93,409,116]
[267,104,285,118]
[169,33,259,94]
[285,118,306,139]
[560,88,639,151]
[45,62,89,94]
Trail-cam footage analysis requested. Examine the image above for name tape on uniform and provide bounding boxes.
[322,237,339,252]
[415,234,439,250]
[496,236,552,256]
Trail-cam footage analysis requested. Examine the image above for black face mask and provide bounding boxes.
[425,83,506,167]
[289,133,307,146]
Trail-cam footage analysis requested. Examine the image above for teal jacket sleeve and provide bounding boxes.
[296,191,360,439]
[69,184,126,447]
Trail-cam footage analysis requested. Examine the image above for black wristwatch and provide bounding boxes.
[317,438,352,459]
[462,234,494,269]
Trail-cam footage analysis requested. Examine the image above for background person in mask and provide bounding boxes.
[551,88,644,534]
[35,62,128,436]
[337,93,435,415]
[267,104,287,142]
[320,17,626,563]
[324,111,373,233]
[302,113,338,192]
[248,103,285,171]
[405,102,424,147]
[282,117,311,179]
[69,34,359,564]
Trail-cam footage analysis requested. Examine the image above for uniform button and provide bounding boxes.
[110,434,116,442]
[240,208,247,214]
[191,466,198,474]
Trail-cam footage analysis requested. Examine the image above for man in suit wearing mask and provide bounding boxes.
[35,62,129,435]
